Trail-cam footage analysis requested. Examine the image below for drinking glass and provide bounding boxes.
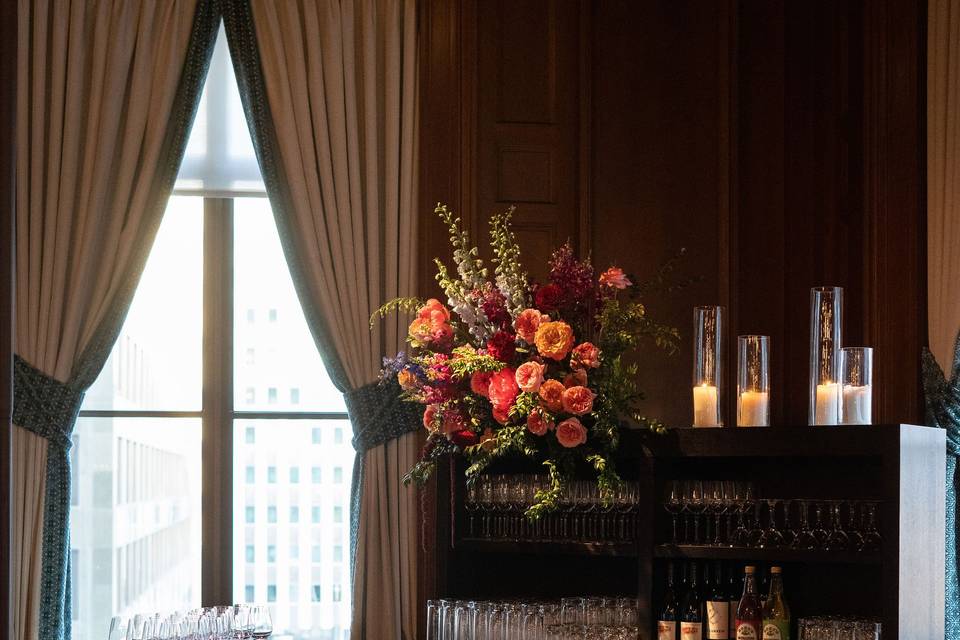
[759,498,785,548]
[861,501,882,552]
[721,480,737,544]
[454,601,476,640]
[684,479,705,544]
[811,501,829,547]
[664,480,683,543]
[108,617,127,640]
[426,601,441,640]
[706,481,726,545]
[824,500,850,551]
[792,499,819,550]
[561,597,585,638]
[746,499,764,548]
[729,481,753,547]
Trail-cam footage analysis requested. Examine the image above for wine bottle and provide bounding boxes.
[759,566,769,607]
[761,566,791,640]
[680,562,704,640]
[659,561,680,640]
[728,563,740,640]
[707,560,729,639]
[735,565,762,640]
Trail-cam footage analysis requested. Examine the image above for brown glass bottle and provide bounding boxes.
[735,565,762,640]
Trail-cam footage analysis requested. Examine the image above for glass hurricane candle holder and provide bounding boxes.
[737,335,770,427]
[692,306,724,427]
[809,286,843,425]
[840,347,873,425]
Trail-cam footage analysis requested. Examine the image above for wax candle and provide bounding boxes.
[814,382,840,425]
[738,391,769,427]
[693,384,720,427]
[842,384,872,425]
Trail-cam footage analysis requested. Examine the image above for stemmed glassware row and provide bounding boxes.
[106,606,273,640]
[427,596,640,640]
[663,479,882,552]
[797,616,882,640]
[465,474,641,543]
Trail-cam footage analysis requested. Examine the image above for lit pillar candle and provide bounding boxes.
[842,385,872,425]
[815,382,840,425]
[693,384,720,427]
[738,391,769,427]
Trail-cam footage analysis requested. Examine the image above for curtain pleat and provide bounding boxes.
[223,1,420,637]
[13,2,219,638]
[926,0,960,637]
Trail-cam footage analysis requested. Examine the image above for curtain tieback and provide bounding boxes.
[13,354,83,450]
[345,379,421,454]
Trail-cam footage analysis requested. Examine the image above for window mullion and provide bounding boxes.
[201,197,234,606]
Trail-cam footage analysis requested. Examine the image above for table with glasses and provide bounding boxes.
[428,425,946,640]
[107,606,273,640]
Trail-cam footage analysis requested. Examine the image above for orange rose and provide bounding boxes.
[571,342,601,369]
[563,368,588,388]
[556,417,588,448]
[538,379,565,413]
[397,368,418,390]
[534,321,575,361]
[515,361,546,393]
[562,385,596,416]
[514,308,549,343]
[526,410,554,436]
[599,267,632,289]
[423,404,440,431]
[418,298,451,322]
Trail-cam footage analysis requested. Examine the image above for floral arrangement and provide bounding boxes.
[375,204,681,518]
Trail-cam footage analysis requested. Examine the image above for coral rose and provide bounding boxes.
[492,405,510,424]
[526,410,555,436]
[515,361,546,393]
[571,342,601,369]
[556,417,588,448]
[487,368,519,414]
[470,371,494,397]
[534,283,563,311]
[514,308,549,343]
[562,385,596,416]
[599,267,632,289]
[563,368,588,388]
[397,368,418,390]
[423,404,440,431]
[418,298,451,322]
[538,379,565,413]
[534,321,575,361]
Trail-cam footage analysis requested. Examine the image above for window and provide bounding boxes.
[312,428,322,444]
[312,467,322,483]
[332,584,342,603]
[334,428,344,445]
[333,546,343,563]
[289,506,299,523]
[311,507,321,524]
[333,506,343,524]
[312,585,322,602]
[267,545,276,563]
[70,28,352,640]
[333,467,343,484]
[312,545,322,563]
[290,584,299,601]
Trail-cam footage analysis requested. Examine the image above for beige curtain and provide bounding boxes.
[929,0,960,370]
[14,1,211,638]
[224,1,420,637]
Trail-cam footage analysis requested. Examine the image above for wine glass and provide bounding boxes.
[684,479,705,544]
[824,500,850,551]
[108,617,127,640]
[811,500,829,548]
[251,606,272,639]
[706,481,726,545]
[759,498,785,548]
[860,501,882,552]
[729,481,753,547]
[746,499,764,548]
[792,499,819,550]
[664,480,683,544]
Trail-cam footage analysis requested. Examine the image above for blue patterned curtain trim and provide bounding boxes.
[344,380,422,455]
[921,330,960,640]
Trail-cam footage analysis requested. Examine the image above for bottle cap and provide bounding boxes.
[744,565,756,574]
[771,566,782,574]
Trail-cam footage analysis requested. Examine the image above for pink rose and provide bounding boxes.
[563,368,588,388]
[487,368,519,413]
[515,361,546,393]
[599,266,632,289]
[526,410,554,436]
[556,417,588,448]
[470,371,494,397]
[562,385,596,416]
[514,308,549,343]
[423,404,440,431]
[571,342,601,369]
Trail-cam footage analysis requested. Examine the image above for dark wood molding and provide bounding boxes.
[0,0,15,633]
[577,0,592,259]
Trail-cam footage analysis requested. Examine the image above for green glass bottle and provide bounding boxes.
[761,566,790,640]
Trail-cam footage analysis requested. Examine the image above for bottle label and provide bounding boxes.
[680,622,703,640]
[735,621,760,640]
[707,601,729,639]
[658,621,677,640]
[762,620,789,640]
[728,601,738,638]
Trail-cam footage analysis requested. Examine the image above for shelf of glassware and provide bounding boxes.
[652,543,881,565]
[456,538,639,557]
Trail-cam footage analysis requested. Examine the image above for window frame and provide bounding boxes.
[75,196,349,607]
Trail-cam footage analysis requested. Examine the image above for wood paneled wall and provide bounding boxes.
[419,0,926,429]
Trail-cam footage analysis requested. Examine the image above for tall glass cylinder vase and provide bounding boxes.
[737,335,770,427]
[692,306,724,427]
[809,286,843,425]
[840,347,873,425]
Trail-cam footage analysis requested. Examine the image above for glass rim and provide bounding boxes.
[811,285,844,292]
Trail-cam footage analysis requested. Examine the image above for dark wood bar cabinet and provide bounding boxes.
[427,424,945,640]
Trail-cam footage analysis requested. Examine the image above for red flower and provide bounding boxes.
[486,331,517,363]
[449,429,479,447]
[534,283,563,312]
